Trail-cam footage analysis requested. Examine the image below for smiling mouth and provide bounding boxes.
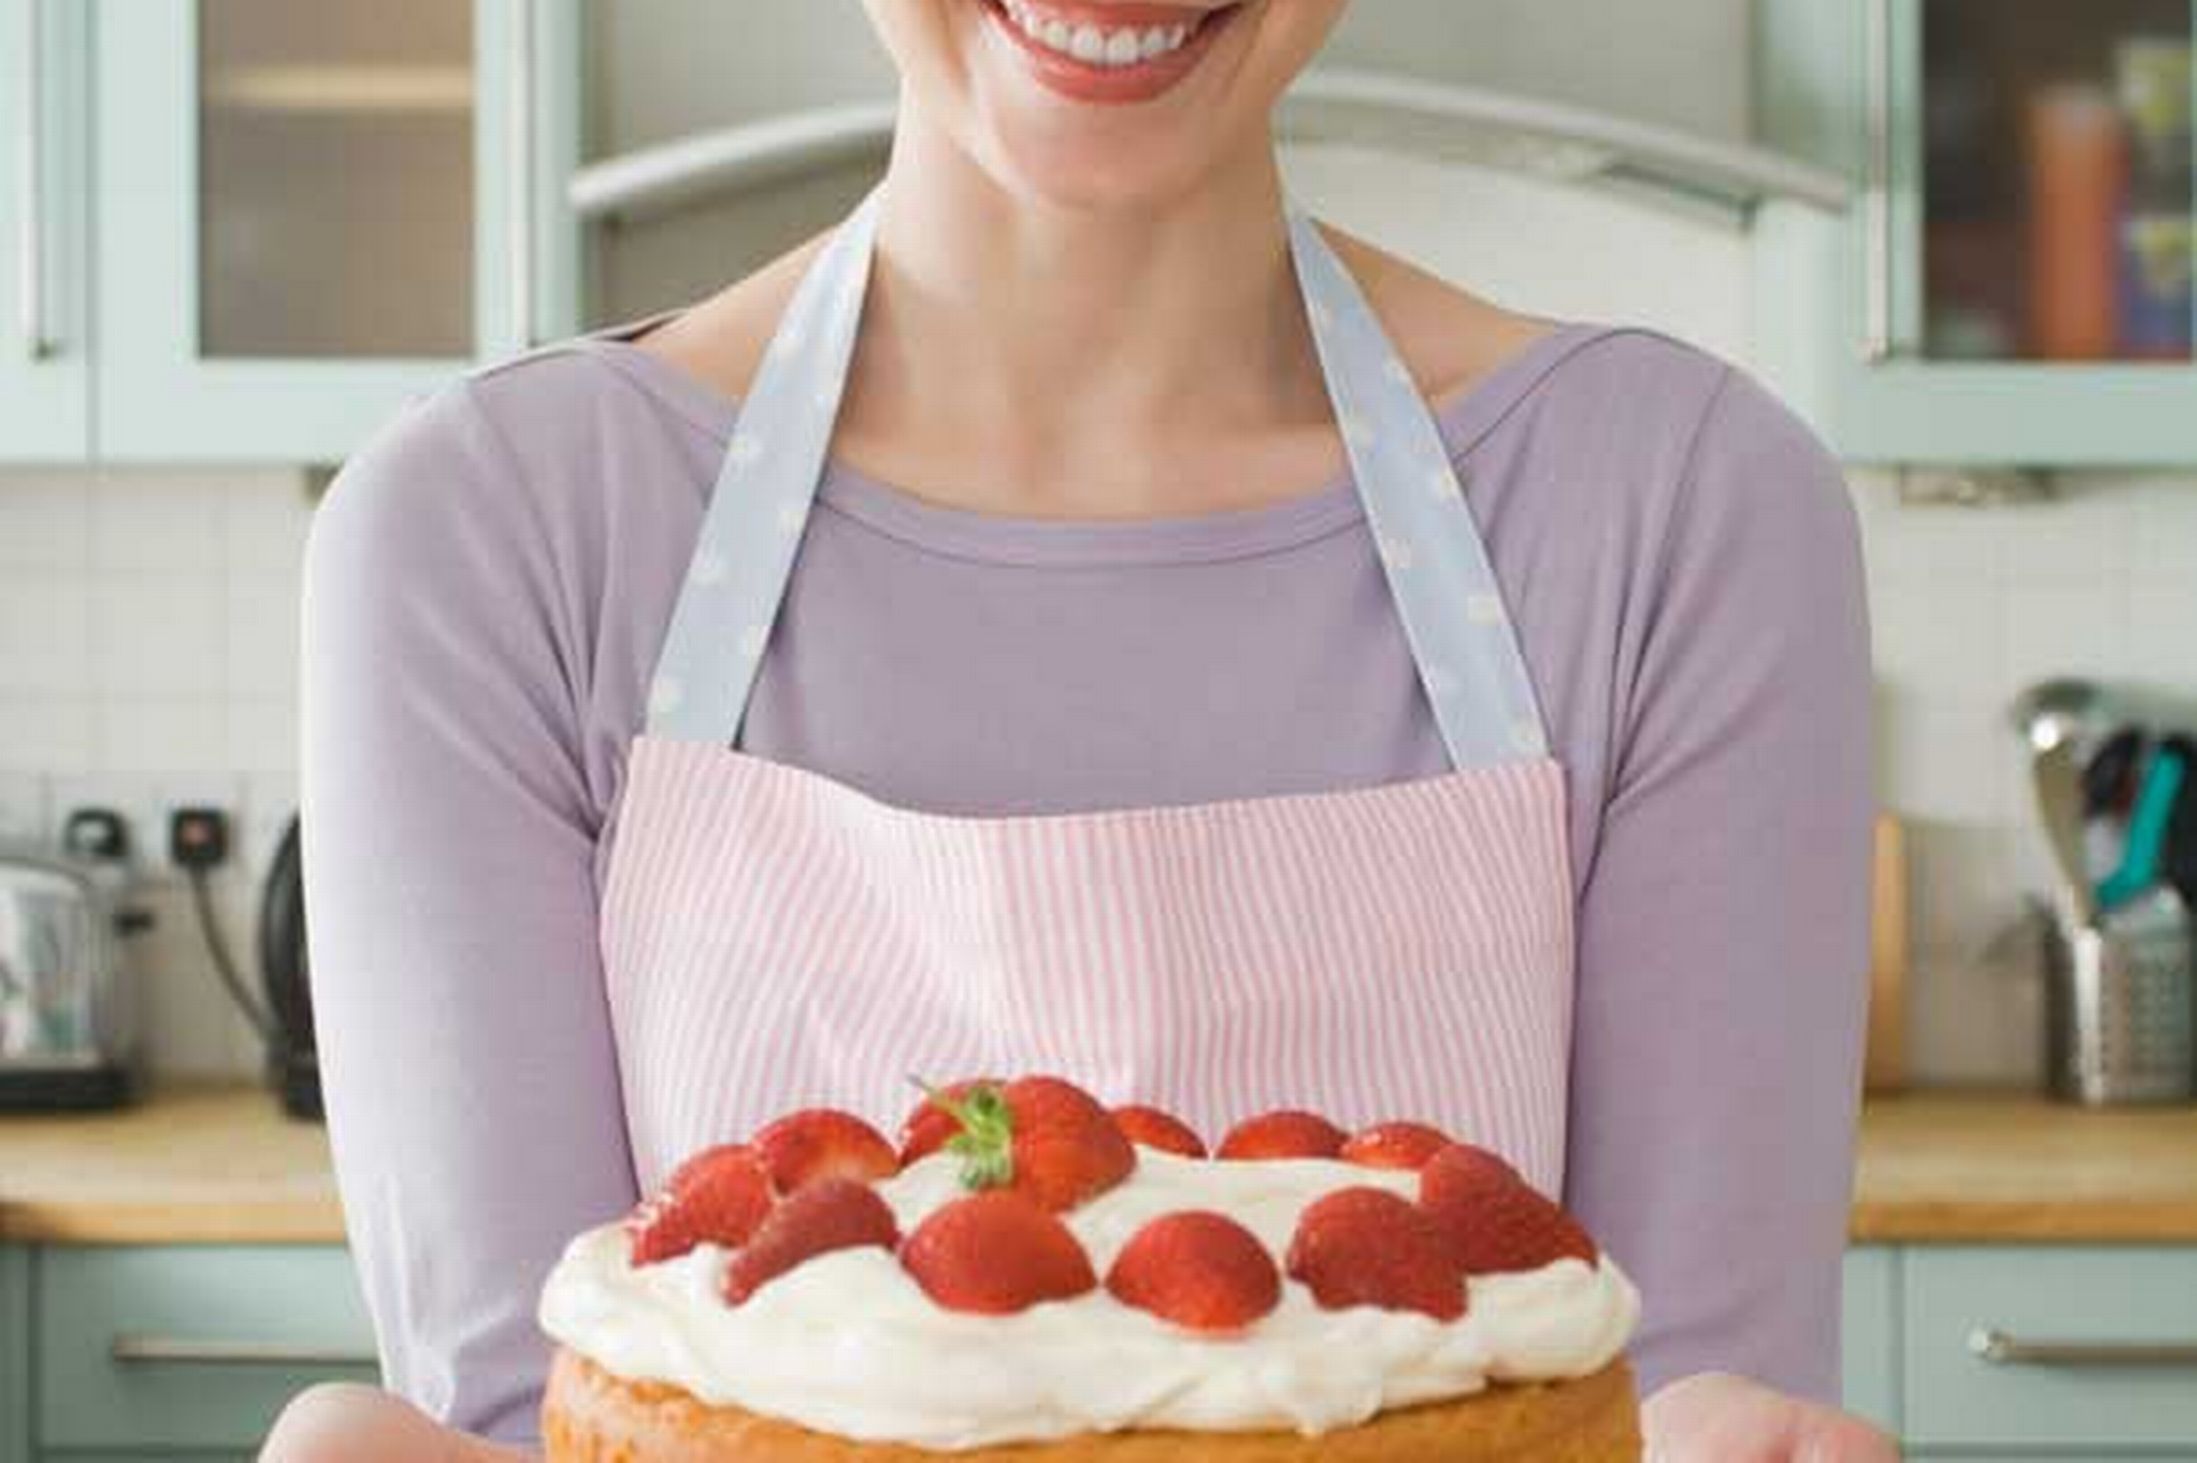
[978,0,1246,102]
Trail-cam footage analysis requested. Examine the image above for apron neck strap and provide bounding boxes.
[644,181,1550,769]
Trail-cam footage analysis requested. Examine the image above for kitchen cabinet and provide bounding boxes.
[2,1248,27,1463]
[0,0,92,461]
[27,1243,375,1456]
[0,0,581,467]
[1840,1247,1899,1430]
[1756,0,2197,467]
[1846,1243,2197,1455]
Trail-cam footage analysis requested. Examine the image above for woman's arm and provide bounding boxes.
[298,379,640,1444]
[1563,365,1875,1406]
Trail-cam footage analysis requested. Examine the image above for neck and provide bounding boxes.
[845,98,1331,480]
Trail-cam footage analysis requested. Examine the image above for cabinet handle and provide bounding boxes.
[508,0,537,348]
[110,1334,379,1368]
[1861,0,1896,363]
[1969,1327,2197,1368]
[16,0,56,361]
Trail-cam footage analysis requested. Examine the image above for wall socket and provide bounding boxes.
[45,772,247,881]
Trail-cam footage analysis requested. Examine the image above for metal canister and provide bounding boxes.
[2041,887,2197,1105]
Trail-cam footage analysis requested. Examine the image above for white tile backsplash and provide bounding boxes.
[3,458,2197,1084]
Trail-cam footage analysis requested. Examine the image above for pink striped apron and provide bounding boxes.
[600,183,1576,1199]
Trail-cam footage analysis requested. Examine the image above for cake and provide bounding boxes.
[538,1076,1642,1459]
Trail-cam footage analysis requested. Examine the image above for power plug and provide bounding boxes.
[170,807,231,871]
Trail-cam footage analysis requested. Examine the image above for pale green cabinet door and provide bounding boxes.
[1755,0,2197,468]
[36,1245,378,1454]
[91,0,581,464]
[0,0,91,462]
[2,1249,28,1463]
[1841,1247,1899,1433]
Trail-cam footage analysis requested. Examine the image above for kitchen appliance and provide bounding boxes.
[0,847,140,1109]
[258,814,320,1119]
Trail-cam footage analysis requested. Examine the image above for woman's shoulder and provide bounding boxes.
[1473,322,1853,551]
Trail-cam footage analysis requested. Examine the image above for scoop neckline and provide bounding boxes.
[574,309,1614,569]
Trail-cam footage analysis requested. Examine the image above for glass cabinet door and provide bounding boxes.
[93,0,575,464]
[1757,0,2197,467]
[196,0,477,362]
[1913,0,2191,365]
[0,0,91,462]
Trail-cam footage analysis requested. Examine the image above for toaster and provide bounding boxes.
[0,845,141,1109]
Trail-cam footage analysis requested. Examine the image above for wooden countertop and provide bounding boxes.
[1850,1090,2197,1243]
[2,1086,2195,1246]
[0,1085,343,1244]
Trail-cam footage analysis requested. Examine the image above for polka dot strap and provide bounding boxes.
[644,182,885,741]
[1281,206,1550,763]
[645,182,1551,768]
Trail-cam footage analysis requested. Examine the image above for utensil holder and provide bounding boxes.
[2040,889,2197,1105]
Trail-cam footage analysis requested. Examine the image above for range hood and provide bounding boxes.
[570,66,1851,226]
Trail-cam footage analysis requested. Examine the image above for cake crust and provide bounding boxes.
[541,1346,1643,1462]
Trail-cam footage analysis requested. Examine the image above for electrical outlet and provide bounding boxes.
[48,773,164,869]
[150,774,245,881]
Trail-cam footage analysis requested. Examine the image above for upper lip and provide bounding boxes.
[995,0,1234,26]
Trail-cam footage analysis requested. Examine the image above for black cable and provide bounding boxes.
[186,867,277,1046]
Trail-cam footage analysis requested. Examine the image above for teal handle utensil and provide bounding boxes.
[2098,745,2188,912]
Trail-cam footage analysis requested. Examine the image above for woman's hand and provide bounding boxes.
[259,1383,536,1463]
[1644,1372,1900,1462]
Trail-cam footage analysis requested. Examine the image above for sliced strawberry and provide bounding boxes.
[721,1177,900,1304]
[1216,1109,1348,1161]
[1418,1143,1596,1275]
[625,1144,774,1266]
[750,1109,898,1194]
[1285,1186,1466,1321]
[918,1075,1137,1212]
[897,1077,998,1167]
[1106,1210,1281,1333]
[1340,1121,1453,1171]
[900,1190,1098,1315]
[1111,1105,1208,1159]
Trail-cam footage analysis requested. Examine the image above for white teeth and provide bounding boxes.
[998,1,1200,67]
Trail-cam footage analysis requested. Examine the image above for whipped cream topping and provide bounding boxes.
[538,1150,1639,1451]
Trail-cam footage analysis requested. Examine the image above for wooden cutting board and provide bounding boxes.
[1867,814,1909,1093]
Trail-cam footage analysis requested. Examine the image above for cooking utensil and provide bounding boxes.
[2012,679,2115,930]
[2010,676,2111,755]
[2160,735,2197,909]
[2037,742,2099,929]
[2082,725,2147,817]
[2097,742,2188,911]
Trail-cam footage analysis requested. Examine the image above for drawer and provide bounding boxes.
[36,1246,378,1452]
[1905,1246,2197,1450]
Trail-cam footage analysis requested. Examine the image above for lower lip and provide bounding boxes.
[980,1,1241,105]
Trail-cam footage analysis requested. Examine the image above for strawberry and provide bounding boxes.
[1285,1186,1466,1321]
[1216,1109,1348,1161]
[916,1074,1136,1211]
[900,1191,1098,1315]
[750,1109,898,1194]
[625,1144,774,1266]
[721,1177,900,1304]
[1418,1143,1596,1275]
[1105,1210,1281,1333]
[1340,1121,1453,1171]
[1111,1104,1208,1159]
[897,1077,998,1167]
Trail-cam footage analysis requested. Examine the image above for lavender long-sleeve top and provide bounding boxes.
[300,318,1874,1445]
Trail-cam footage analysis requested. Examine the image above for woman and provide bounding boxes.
[268,1,1890,1459]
